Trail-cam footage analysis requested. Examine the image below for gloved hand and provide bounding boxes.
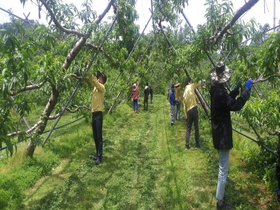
[245,78,253,91]
[235,82,241,89]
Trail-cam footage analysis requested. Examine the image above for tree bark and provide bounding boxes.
[26,85,59,157]
[25,0,114,157]
[210,0,259,44]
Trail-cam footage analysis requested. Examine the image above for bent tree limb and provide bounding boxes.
[25,0,115,157]
[209,0,259,44]
[26,84,59,157]
[10,82,45,96]
[39,0,90,37]
[253,74,280,83]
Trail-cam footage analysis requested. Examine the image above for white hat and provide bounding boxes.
[210,61,233,84]
[174,82,180,87]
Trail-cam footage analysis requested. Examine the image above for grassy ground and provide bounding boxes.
[1,94,279,209]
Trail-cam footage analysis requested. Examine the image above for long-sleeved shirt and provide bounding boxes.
[88,73,106,112]
[183,81,201,117]
[210,84,250,149]
[169,90,179,105]
[175,86,181,101]
[131,85,139,99]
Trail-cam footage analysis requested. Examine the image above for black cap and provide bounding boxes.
[100,72,107,84]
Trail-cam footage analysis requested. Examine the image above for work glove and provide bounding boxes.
[276,188,280,202]
[235,82,241,89]
[245,78,253,91]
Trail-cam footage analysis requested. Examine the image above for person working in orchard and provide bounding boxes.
[149,85,153,104]
[183,78,203,150]
[131,79,140,113]
[175,82,181,120]
[88,70,107,165]
[209,61,252,210]
[143,83,150,110]
[169,84,179,126]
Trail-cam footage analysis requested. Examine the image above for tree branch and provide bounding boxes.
[7,131,24,137]
[66,105,90,113]
[61,0,114,70]
[69,73,82,81]
[39,0,90,37]
[85,42,113,61]
[268,130,280,136]
[47,105,89,119]
[253,74,280,83]
[10,82,45,96]
[209,0,259,44]
[7,119,43,136]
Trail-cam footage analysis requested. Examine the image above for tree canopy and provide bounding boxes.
[0,0,279,157]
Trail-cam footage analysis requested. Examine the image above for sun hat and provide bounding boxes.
[210,61,233,84]
[174,82,180,87]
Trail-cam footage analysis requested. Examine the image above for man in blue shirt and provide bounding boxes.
[169,84,179,126]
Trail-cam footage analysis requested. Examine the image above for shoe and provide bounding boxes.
[171,122,174,126]
[216,202,232,210]
[195,146,202,149]
[95,157,102,165]
[185,145,190,150]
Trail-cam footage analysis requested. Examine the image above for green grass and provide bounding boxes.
[0,95,279,209]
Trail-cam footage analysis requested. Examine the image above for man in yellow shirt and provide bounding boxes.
[183,78,202,150]
[88,71,107,165]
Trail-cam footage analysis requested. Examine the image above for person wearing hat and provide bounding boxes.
[209,61,252,209]
[131,81,139,113]
[169,84,179,126]
[183,78,203,150]
[88,70,107,165]
[174,82,181,120]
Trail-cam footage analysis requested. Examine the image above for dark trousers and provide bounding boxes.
[175,102,180,120]
[186,106,200,147]
[144,96,148,110]
[92,112,103,159]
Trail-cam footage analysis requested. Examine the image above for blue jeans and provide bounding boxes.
[133,99,138,111]
[216,149,230,201]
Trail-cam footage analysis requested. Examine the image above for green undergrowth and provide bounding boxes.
[0,95,279,209]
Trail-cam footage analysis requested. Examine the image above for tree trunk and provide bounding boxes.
[26,141,36,158]
[195,88,209,117]
[26,85,59,157]
[23,0,113,157]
